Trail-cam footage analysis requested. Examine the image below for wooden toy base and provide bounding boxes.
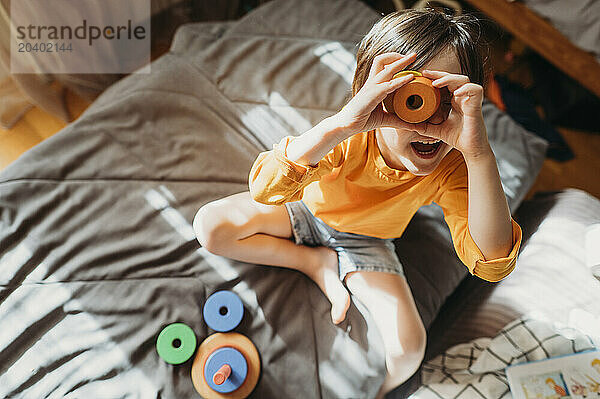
[191,333,260,399]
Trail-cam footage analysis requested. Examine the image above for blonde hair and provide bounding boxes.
[351,9,488,97]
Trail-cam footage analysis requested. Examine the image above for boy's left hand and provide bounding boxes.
[419,70,491,159]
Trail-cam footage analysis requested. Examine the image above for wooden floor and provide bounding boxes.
[1,86,599,200]
[0,89,90,170]
[528,127,600,200]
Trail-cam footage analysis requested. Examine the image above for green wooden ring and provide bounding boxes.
[156,323,197,364]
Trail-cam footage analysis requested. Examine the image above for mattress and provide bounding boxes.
[427,189,600,359]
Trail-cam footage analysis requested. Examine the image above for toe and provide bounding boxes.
[331,289,351,324]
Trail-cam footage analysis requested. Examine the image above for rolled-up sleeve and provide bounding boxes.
[434,156,522,282]
[248,136,343,205]
[472,219,521,281]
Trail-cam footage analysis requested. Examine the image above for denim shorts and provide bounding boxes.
[285,201,404,282]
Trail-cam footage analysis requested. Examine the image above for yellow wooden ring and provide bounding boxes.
[191,333,261,399]
[392,70,423,79]
[383,71,422,115]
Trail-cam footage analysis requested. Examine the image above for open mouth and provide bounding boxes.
[410,140,443,159]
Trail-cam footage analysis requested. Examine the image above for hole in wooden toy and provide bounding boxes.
[406,95,423,110]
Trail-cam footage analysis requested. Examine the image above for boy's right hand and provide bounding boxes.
[335,52,422,137]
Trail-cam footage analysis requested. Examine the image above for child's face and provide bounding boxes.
[378,48,462,176]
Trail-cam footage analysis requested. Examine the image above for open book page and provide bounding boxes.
[507,350,600,399]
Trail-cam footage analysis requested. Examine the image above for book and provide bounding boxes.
[506,350,600,399]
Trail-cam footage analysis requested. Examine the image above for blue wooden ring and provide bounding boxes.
[203,290,244,332]
[204,347,248,393]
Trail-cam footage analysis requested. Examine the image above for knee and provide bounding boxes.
[193,201,234,254]
[404,326,426,366]
[386,325,427,382]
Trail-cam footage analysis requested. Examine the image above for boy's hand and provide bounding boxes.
[335,52,422,138]
[420,70,491,159]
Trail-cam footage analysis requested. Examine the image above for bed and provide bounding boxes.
[1,1,598,398]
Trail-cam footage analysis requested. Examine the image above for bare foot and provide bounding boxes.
[308,247,351,324]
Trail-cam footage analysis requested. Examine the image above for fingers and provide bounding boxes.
[368,52,404,80]
[368,64,416,106]
[363,73,414,111]
[376,106,450,143]
[383,73,414,93]
[423,70,470,93]
[368,52,416,81]
[419,122,446,141]
[379,107,425,132]
[420,70,448,79]
[422,70,483,107]
[453,82,483,99]
[373,52,417,83]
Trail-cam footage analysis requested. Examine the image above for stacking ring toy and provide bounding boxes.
[383,70,441,123]
[156,322,197,364]
[191,332,261,399]
[203,291,244,332]
[205,347,248,392]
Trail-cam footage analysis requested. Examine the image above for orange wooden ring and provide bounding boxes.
[191,333,260,399]
[392,76,441,123]
[383,74,441,123]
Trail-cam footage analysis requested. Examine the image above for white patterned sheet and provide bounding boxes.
[413,316,600,399]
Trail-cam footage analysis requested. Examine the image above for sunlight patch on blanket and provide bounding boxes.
[145,188,196,242]
[268,92,312,133]
[313,42,356,85]
[0,246,158,397]
[0,240,33,282]
[320,331,377,396]
[144,186,285,353]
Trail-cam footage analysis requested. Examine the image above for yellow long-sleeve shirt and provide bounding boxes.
[249,130,521,282]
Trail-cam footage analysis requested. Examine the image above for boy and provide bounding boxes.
[194,9,521,396]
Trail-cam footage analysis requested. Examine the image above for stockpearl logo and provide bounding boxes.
[11,0,151,74]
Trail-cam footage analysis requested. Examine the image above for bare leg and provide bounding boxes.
[345,271,426,398]
[194,191,350,324]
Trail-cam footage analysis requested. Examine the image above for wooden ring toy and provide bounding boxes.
[205,347,248,393]
[383,70,441,123]
[156,322,197,364]
[203,290,244,332]
[192,332,261,399]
